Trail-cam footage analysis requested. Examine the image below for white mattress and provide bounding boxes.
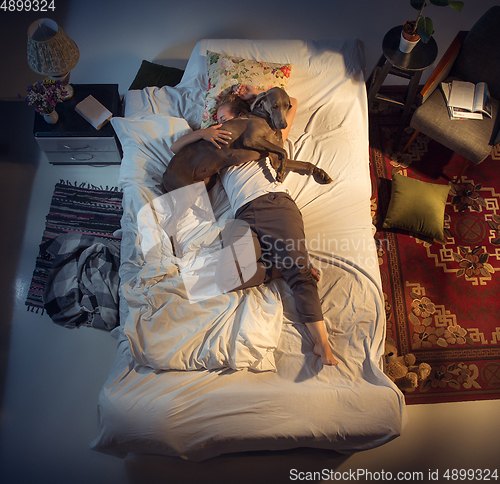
[90,38,407,461]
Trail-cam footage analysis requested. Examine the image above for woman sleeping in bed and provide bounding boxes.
[170,85,338,367]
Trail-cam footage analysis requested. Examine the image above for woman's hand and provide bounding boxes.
[234,84,263,101]
[202,125,232,149]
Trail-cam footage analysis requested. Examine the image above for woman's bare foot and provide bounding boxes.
[306,320,338,366]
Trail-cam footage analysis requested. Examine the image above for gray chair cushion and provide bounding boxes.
[410,81,499,164]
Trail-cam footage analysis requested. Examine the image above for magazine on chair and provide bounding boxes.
[441,81,492,120]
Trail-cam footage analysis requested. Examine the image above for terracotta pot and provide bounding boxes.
[399,21,420,53]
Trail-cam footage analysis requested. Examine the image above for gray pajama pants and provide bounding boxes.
[214,191,323,324]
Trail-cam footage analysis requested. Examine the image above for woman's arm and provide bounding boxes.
[170,125,232,153]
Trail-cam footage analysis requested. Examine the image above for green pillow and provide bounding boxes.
[382,173,450,241]
[129,60,184,90]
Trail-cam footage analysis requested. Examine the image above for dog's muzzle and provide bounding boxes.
[272,118,288,131]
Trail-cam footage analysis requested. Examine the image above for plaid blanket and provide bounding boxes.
[42,233,121,331]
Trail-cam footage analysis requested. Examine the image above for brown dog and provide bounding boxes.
[160,88,333,242]
[162,87,332,193]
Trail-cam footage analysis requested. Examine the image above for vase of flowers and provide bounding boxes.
[19,79,67,123]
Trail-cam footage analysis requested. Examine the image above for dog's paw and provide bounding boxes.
[313,167,333,184]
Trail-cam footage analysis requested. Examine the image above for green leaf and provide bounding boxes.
[421,379,432,392]
[417,17,434,43]
[478,253,489,263]
[411,0,426,10]
[472,246,482,255]
[409,313,421,325]
[448,1,464,12]
[480,267,490,278]
[430,0,450,6]
[409,291,420,300]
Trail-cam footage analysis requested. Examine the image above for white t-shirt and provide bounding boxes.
[220,158,288,214]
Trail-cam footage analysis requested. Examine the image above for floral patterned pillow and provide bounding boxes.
[201,51,293,128]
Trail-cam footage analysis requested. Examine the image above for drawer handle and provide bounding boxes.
[71,154,94,161]
[64,144,91,150]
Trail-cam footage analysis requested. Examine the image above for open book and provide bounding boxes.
[441,81,492,120]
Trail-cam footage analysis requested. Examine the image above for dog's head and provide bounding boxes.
[250,87,291,131]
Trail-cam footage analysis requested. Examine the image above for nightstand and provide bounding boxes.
[34,84,122,165]
[367,26,438,151]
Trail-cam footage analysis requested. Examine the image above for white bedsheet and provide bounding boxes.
[91,38,407,461]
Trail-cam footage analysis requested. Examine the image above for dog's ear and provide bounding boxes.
[250,91,267,112]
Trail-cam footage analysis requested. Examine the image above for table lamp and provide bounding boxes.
[27,18,79,99]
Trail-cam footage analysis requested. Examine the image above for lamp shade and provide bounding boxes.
[27,18,79,76]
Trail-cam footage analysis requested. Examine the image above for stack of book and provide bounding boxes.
[441,80,492,120]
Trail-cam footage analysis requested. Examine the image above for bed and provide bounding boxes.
[90,38,407,461]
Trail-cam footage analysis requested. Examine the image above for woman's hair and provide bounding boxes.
[217,92,250,116]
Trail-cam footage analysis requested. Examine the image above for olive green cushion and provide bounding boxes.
[382,173,450,241]
[129,60,184,90]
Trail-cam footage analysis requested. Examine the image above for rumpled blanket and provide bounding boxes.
[42,233,121,330]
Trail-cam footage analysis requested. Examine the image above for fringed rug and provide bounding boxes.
[25,181,123,314]
[370,92,500,404]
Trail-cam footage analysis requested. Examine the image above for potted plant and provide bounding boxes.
[400,0,464,53]
[18,78,67,124]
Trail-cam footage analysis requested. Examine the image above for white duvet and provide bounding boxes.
[91,38,407,460]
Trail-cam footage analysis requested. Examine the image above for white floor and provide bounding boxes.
[1,1,500,483]
[2,94,499,484]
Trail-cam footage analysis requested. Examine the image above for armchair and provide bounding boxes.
[401,6,500,181]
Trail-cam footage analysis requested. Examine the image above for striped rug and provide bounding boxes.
[25,181,123,313]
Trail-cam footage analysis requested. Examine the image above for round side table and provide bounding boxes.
[367,26,438,150]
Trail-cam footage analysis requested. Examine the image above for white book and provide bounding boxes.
[441,81,492,120]
[75,95,113,130]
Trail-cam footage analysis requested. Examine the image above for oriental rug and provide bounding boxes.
[369,93,500,404]
[25,181,123,314]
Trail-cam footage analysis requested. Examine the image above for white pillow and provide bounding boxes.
[111,114,192,188]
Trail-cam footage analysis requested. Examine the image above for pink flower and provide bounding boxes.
[20,78,66,115]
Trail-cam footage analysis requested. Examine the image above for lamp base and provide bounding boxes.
[50,72,74,100]
[62,84,74,100]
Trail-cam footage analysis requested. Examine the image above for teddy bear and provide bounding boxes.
[384,339,431,392]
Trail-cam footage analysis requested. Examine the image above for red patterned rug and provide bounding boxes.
[369,93,500,404]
